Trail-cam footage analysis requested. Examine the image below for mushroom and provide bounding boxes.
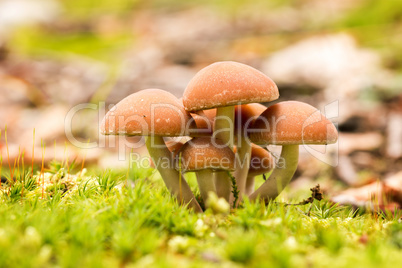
[232,103,268,201]
[183,61,279,148]
[100,88,202,212]
[184,103,268,202]
[234,144,275,196]
[183,61,279,201]
[176,137,235,204]
[165,140,186,154]
[149,140,185,169]
[179,97,214,137]
[248,101,338,202]
[189,109,216,132]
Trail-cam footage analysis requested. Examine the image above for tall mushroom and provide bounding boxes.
[185,103,268,202]
[183,61,279,201]
[176,137,235,204]
[100,88,202,212]
[232,103,268,202]
[149,140,185,169]
[244,144,275,196]
[248,101,338,202]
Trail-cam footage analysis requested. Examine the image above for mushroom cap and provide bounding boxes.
[100,89,191,136]
[234,103,267,136]
[186,103,266,139]
[150,140,185,169]
[189,110,215,135]
[177,97,213,136]
[165,140,185,155]
[250,101,338,145]
[233,143,274,176]
[176,137,235,172]
[183,61,279,111]
[248,144,275,176]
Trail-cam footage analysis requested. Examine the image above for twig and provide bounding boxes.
[32,129,35,178]
[41,140,46,199]
[178,152,183,203]
[5,126,13,181]
[274,184,324,214]
[0,130,2,189]
[21,150,25,198]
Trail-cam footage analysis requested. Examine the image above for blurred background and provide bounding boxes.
[0,0,401,205]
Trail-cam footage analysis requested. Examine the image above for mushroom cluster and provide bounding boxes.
[100,61,338,212]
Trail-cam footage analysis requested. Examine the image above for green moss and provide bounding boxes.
[10,27,134,62]
[0,163,400,267]
[60,0,141,19]
[337,0,402,70]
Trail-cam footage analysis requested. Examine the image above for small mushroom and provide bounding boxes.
[244,144,275,196]
[183,61,279,148]
[233,103,267,202]
[149,140,185,169]
[100,88,202,212]
[176,137,235,204]
[183,62,279,201]
[248,101,338,202]
[189,109,216,132]
[184,103,268,203]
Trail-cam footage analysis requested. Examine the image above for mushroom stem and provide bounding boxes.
[214,106,234,148]
[213,106,234,203]
[146,136,202,212]
[215,171,232,202]
[233,137,251,202]
[245,175,255,196]
[196,169,217,203]
[249,145,299,202]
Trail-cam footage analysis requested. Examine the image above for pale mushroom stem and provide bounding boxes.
[196,169,217,204]
[146,136,202,212]
[233,137,251,203]
[214,106,234,201]
[249,145,299,202]
[214,106,234,148]
[245,175,255,196]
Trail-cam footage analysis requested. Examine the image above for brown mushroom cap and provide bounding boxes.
[248,144,275,176]
[176,137,235,172]
[191,109,216,129]
[101,89,191,136]
[187,104,266,137]
[233,143,274,176]
[234,103,266,136]
[178,97,213,136]
[183,61,279,111]
[250,101,338,145]
[189,110,216,135]
[165,140,185,155]
[150,140,185,169]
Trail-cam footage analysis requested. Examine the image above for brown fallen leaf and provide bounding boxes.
[331,171,402,212]
[384,171,402,205]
